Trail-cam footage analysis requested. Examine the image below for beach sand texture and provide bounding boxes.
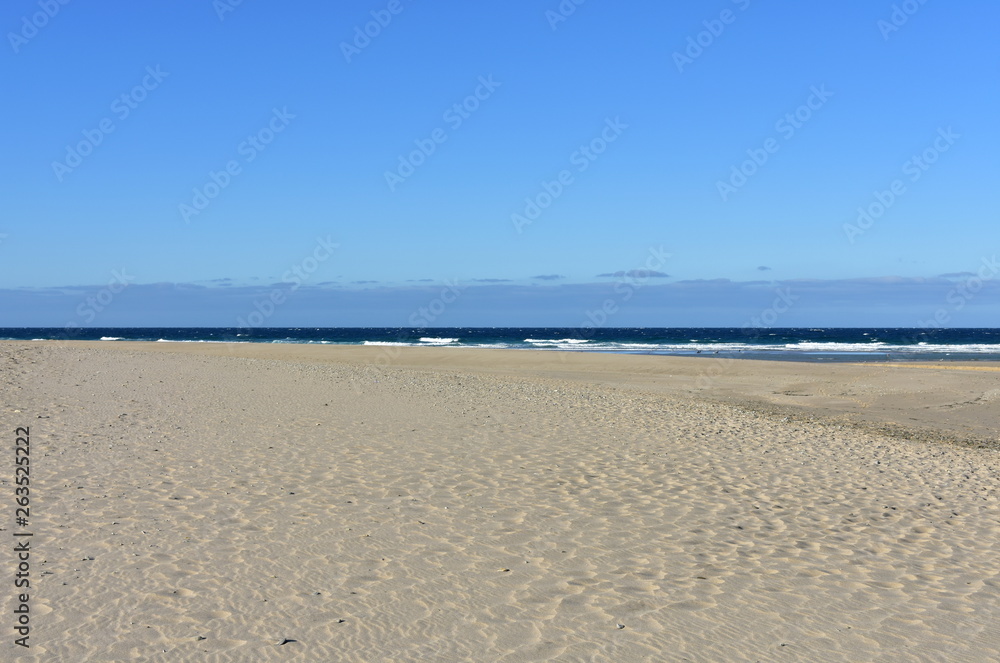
[3,341,1000,661]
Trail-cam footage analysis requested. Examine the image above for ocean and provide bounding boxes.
[4,328,1000,362]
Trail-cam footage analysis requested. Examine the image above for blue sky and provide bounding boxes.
[2,0,998,327]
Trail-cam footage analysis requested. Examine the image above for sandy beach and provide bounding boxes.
[3,340,1000,661]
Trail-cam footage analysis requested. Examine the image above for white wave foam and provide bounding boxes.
[784,342,892,352]
[891,343,1000,353]
[419,337,458,344]
[611,343,665,349]
[99,336,123,341]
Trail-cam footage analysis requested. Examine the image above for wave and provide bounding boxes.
[784,342,893,351]
[517,340,1000,355]
[22,330,990,359]
[780,341,1000,354]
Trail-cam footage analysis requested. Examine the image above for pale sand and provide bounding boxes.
[3,341,1000,661]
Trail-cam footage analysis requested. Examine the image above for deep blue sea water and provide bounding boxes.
[4,328,1000,362]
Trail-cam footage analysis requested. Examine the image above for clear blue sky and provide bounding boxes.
[2,0,998,326]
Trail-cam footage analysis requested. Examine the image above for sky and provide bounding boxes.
[2,0,998,327]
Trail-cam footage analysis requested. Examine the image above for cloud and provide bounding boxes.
[938,272,975,279]
[596,270,670,279]
[351,280,379,284]
[406,279,435,283]
[473,278,512,283]
[3,273,998,327]
[757,266,771,271]
[674,278,732,284]
[531,274,565,281]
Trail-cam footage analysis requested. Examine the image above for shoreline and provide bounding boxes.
[13,340,1000,448]
[4,328,1000,364]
